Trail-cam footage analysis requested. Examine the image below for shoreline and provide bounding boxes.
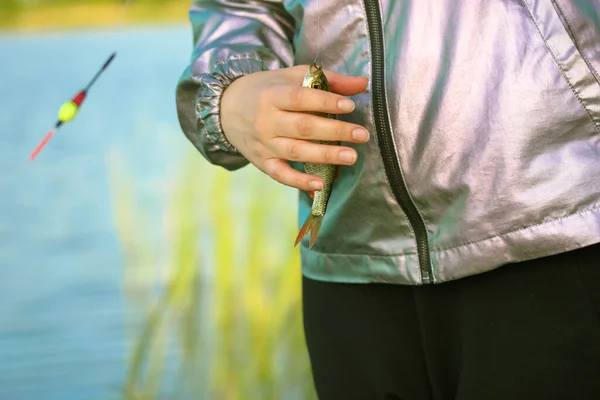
[0,1,190,32]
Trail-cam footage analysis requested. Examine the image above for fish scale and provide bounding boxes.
[304,141,338,217]
[294,64,341,248]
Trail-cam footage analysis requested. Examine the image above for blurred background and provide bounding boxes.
[0,1,315,399]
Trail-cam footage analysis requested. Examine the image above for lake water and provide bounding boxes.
[0,24,217,400]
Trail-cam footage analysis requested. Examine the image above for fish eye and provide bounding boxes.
[312,82,321,90]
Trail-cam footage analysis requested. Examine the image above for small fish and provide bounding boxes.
[294,63,341,249]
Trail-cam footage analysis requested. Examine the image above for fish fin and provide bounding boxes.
[294,214,324,248]
[308,190,315,199]
[308,216,324,248]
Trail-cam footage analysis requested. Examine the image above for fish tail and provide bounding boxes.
[294,214,324,249]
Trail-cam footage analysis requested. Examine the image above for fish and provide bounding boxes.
[294,63,341,249]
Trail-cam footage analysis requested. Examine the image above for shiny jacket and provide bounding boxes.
[176,0,600,285]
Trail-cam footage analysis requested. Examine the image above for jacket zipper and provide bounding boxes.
[363,0,433,284]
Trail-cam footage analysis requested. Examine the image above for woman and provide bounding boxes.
[176,1,600,398]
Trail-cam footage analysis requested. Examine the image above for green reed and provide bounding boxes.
[108,147,317,400]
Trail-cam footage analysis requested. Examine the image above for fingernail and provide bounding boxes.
[352,128,369,142]
[339,150,356,164]
[309,181,323,190]
[338,99,355,112]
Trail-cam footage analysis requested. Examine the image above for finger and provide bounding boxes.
[277,111,370,143]
[273,86,357,115]
[262,158,325,191]
[325,71,369,96]
[286,65,368,96]
[271,137,358,165]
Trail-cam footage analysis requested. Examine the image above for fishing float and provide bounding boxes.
[29,52,117,161]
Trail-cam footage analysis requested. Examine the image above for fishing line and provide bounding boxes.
[313,0,321,65]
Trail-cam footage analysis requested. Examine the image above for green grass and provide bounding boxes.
[108,147,317,400]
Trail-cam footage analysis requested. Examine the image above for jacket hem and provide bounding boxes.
[301,206,600,285]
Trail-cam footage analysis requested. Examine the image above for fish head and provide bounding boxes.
[302,63,331,91]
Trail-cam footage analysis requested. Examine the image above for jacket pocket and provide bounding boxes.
[551,0,600,85]
[523,0,600,127]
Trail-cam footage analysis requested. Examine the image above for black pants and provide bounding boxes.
[303,243,600,400]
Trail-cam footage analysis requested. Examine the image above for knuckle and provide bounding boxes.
[270,169,283,183]
[288,141,301,160]
[296,116,312,138]
[322,147,333,164]
[264,161,282,182]
[292,87,305,109]
[261,157,274,171]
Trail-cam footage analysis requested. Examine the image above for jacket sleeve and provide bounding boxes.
[175,0,297,171]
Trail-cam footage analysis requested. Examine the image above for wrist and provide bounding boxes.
[196,57,265,155]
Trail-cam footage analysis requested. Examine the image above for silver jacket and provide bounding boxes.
[176,0,600,285]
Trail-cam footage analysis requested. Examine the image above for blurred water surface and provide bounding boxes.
[1,22,311,400]
[0,25,199,400]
